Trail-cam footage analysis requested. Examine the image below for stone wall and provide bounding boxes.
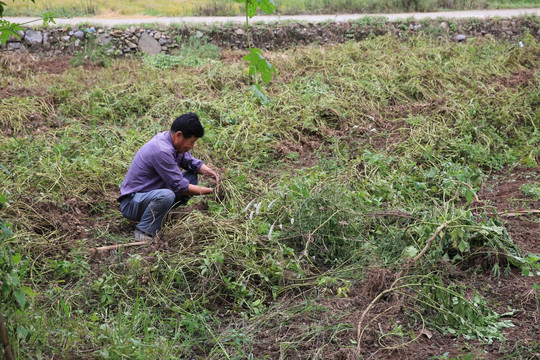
[1,16,538,56]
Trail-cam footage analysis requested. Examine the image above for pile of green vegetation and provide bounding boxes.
[0,30,539,358]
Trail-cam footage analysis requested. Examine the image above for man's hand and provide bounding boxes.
[199,164,220,185]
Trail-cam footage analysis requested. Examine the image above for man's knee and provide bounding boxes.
[154,189,176,209]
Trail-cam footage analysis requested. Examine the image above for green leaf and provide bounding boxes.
[251,84,269,105]
[42,11,56,25]
[0,19,23,45]
[259,0,276,14]
[13,289,27,309]
[246,1,257,18]
[0,221,12,239]
[0,193,6,205]
[17,326,30,341]
[450,228,464,241]
[234,0,276,18]
[11,252,21,264]
[0,1,6,18]
[508,255,526,267]
[402,246,418,258]
[425,167,438,178]
[464,188,475,203]
[243,47,276,84]
[22,286,38,299]
[457,240,469,253]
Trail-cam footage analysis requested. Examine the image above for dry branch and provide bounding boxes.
[411,222,449,264]
[89,241,148,254]
[497,209,540,217]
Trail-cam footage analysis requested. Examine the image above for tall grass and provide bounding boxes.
[4,0,540,17]
[0,32,539,358]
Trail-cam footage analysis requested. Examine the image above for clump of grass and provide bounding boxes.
[70,34,114,67]
[143,37,221,69]
[142,53,186,70]
[520,182,540,200]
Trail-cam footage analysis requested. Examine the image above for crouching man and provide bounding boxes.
[118,112,220,241]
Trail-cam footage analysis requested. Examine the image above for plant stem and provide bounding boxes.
[245,0,251,50]
[412,221,449,264]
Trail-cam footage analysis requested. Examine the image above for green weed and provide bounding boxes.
[520,182,540,200]
[70,33,113,67]
[143,36,221,70]
[419,276,515,343]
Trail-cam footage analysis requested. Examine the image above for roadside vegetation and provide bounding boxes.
[3,0,540,17]
[1,27,539,358]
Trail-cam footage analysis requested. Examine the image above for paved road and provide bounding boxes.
[5,8,540,27]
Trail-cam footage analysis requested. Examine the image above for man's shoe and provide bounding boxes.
[134,228,153,242]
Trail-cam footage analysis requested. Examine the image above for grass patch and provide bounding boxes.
[143,36,221,69]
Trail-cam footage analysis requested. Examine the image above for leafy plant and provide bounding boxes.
[70,34,113,67]
[144,36,222,70]
[520,254,540,278]
[0,193,30,359]
[519,254,540,300]
[520,182,540,200]
[143,53,185,69]
[176,35,221,60]
[419,276,514,343]
[234,0,277,98]
[45,256,89,279]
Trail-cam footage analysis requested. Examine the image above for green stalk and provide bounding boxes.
[244,0,258,85]
[245,0,251,50]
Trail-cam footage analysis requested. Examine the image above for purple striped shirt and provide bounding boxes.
[118,131,203,201]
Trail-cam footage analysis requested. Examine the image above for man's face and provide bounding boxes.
[171,131,198,154]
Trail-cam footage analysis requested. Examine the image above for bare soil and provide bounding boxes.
[479,166,540,254]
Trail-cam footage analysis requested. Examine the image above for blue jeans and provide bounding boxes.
[120,171,198,236]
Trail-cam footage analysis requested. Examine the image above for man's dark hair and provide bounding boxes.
[171,112,204,138]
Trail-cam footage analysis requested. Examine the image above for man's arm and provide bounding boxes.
[198,164,220,184]
[182,184,214,196]
[178,164,219,196]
